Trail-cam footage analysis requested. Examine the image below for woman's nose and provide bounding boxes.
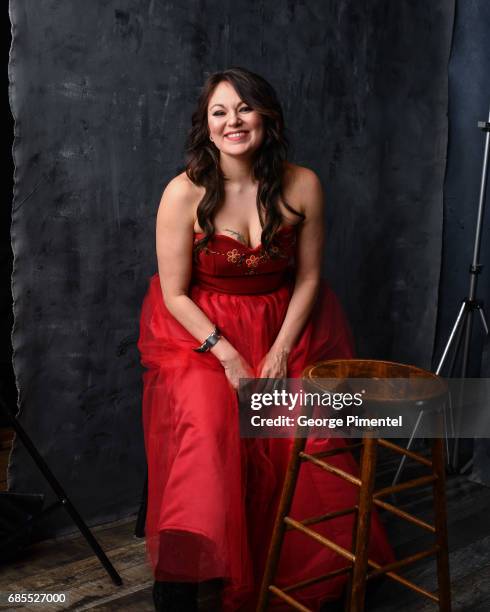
[228,112,242,126]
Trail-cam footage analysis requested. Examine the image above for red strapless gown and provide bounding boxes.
[137,226,394,611]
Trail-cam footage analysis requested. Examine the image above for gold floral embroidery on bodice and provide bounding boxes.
[194,230,293,275]
[191,226,297,294]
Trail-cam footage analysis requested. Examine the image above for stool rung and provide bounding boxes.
[374,474,437,498]
[299,452,362,487]
[366,558,439,603]
[290,506,357,529]
[284,517,355,562]
[378,438,432,467]
[282,566,352,593]
[373,498,435,532]
[309,442,363,459]
[368,545,439,578]
[268,585,312,611]
[283,520,440,605]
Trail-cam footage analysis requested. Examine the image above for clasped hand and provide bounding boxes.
[257,346,289,379]
[214,341,289,390]
[220,351,254,390]
[216,350,288,390]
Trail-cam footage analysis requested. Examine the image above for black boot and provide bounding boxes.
[198,578,224,611]
[152,581,198,612]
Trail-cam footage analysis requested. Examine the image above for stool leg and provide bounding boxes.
[257,435,307,612]
[349,437,377,612]
[432,438,451,611]
[343,506,359,612]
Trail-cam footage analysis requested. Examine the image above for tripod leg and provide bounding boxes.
[444,317,467,467]
[435,305,468,472]
[0,400,122,586]
[452,310,475,470]
[436,302,467,375]
[477,306,489,335]
[446,309,468,377]
[442,397,452,464]
[391,410,424,487]
[57,497,123,585]
[460,457,474,475]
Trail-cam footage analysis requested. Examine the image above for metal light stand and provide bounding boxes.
[0,397,122,586]
[438,107,490,472]
[392,106,490,485]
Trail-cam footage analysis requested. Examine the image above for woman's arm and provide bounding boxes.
[156,175,253,388]
[259,168,324,377]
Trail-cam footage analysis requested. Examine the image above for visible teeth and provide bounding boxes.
[227,132,245,137]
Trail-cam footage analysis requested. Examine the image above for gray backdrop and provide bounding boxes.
[8,0,454,535]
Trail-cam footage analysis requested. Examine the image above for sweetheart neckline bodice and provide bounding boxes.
[193,224,297,251]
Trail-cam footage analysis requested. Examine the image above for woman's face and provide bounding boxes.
[207,81,264,157]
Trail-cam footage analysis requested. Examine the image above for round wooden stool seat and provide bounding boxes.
[304,358,448,407]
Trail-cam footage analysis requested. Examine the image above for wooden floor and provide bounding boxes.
[0,518,154,611]
[365,447,490,612]
[1,444,489,611]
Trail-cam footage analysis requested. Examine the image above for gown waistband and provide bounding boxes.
[191,269,293,295]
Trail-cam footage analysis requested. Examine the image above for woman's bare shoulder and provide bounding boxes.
[282,162,323,215]
[161,172,204,203]
[283,162,322,190]
[157,172,204,219]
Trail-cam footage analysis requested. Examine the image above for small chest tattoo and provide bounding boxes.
[223,228,249,246]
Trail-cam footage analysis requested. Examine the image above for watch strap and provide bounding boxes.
[193,326,221,353]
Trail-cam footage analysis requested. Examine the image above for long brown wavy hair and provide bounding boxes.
[185,67,304,254]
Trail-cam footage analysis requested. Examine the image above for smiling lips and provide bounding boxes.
[224,131,249,142]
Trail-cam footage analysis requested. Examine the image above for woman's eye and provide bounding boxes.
[240,106,252,112]
[212,111,225,116]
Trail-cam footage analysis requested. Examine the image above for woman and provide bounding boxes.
[138,67,393,611]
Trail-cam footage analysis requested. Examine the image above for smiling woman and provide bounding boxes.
[185,68,305,257]
[137,67,394,611]
[208,84,264,151]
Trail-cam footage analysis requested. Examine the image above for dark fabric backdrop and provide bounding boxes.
[8,0,454,536]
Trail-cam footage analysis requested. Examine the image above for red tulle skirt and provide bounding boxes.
[138,274,394,611]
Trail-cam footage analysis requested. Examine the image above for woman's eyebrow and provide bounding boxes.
[209,101,246,109]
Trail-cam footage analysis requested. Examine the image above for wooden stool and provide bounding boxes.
[257,359,451,612]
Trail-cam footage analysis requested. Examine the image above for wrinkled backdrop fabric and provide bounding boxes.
[9,0,454,535]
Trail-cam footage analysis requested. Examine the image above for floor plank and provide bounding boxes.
[0,525,152,611]
[1,452,489,611]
